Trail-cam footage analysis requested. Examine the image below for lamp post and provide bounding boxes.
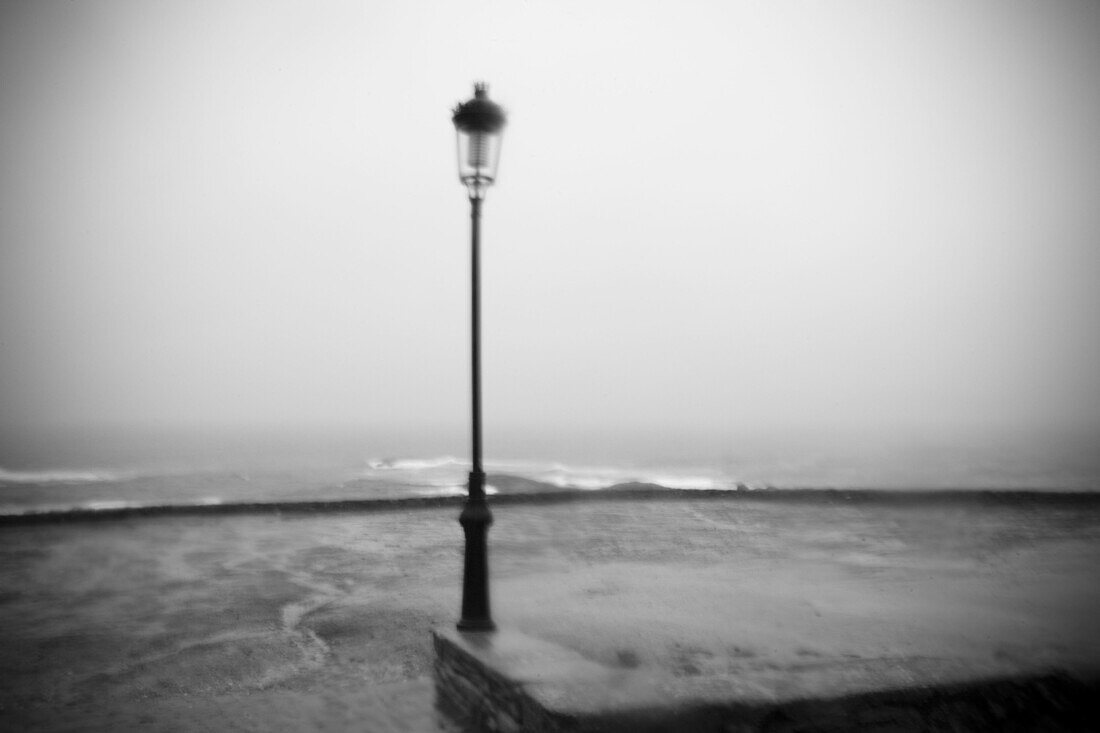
[452,82,505,632]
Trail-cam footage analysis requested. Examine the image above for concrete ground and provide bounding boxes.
[2,494,1099,731]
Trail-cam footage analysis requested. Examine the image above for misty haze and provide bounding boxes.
[2,1,1099,731]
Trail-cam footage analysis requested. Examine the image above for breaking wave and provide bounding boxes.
[365,456,465,471]
[409,484,500,498]
[0,467,127,484]
[357,457,743,493]
[488,460,740,492]
[1,495,225,517]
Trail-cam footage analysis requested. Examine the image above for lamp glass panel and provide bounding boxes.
[456,129,502,186]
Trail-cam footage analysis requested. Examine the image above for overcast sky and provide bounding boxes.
[1,0,1098,439]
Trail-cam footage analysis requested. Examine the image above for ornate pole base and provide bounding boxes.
[458,470,495,632]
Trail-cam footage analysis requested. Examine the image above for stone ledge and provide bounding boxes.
[432,627,1099,732]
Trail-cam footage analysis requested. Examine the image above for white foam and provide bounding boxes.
[0,467,124,484]
[1,496,227,516]
[543,473,621,490]
[365,456,466,471]
[410,484,500,498]
[411,485,467,498]
[81,500,141,511]
[642,474,723,490]
[501,462,639,491]
[360,455,739,494]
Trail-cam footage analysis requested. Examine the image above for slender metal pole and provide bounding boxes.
[470,195,484,478]
[458,194,495,632]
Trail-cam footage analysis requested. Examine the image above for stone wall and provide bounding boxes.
[432,629,556,732]
[432,626,1099,732]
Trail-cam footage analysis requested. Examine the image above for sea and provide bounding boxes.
[1,424,1098,517]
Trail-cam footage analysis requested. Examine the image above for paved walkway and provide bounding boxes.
[2,495,1099,730]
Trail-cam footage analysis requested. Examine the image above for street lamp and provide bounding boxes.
[452,82,505,632]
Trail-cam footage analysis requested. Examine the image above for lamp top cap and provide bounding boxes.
[453,82,506,134]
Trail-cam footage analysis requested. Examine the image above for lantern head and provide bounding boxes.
[453,82,506,199]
